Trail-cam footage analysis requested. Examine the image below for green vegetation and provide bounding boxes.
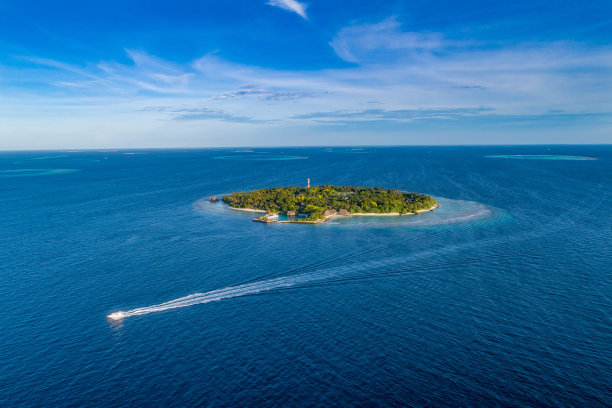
[222,185,437,221]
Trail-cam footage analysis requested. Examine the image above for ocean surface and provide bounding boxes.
[0,146,610,407]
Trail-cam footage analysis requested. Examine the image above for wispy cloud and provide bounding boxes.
[9,42,612,116]
[172,108,263,123]
[11,50,198,96]
[293,107,494,123]
[267,0,308,20]
[330,18,447,63]
[140,106,264,123]
[212,86,317,100]
[16,56,100,79]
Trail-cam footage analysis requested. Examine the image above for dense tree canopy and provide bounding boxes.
[222,185,437,220]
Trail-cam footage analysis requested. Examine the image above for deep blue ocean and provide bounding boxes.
[0,146,610,407]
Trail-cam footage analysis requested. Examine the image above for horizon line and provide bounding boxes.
[1,143,611,153]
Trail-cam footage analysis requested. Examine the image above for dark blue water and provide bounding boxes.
[0,146,610,407]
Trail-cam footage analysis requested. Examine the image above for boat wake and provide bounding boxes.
[107,245,512,320]
[109,271,338,320]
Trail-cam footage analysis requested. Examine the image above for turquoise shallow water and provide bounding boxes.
[0,146,610,407]
[0,168,79,177]
[213,154,308,160]
[201,196,508,229]
[486,154,596,160]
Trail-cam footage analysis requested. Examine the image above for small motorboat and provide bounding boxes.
[107,311,126,321]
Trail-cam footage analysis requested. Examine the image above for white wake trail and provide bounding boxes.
[108,266,350,320]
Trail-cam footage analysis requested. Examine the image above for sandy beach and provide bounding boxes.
[223,203,439,223]
[346,204,440,217]
[227,204,438,217]
[227,206,266,213]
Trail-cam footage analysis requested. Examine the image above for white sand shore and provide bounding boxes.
[348,212,401,216]
[225,203,439,222]
[228,206,266,213]
[345,204,439,217]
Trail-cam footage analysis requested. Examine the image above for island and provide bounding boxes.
[221,185,439,223]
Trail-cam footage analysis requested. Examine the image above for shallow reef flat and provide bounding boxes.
[486,154,596,160]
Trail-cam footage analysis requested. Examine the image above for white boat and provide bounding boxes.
[107,311,126,320]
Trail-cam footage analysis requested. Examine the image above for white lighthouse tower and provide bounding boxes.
[307,178,310,188]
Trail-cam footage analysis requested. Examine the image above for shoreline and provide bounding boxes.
[346,204,440,217]
[222,203,440,224]
[227,206,266,213]
[226,204,439,217]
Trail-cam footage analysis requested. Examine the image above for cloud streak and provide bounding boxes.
[267,0,308,20]
[8,40,612,117]
[211,86,317,101]
[292,107,494,123]
[330,18,448,63]
[173,108,263,123]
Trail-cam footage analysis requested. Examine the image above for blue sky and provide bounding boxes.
[0,0,611,148]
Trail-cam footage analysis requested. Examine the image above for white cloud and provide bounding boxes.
[267,0,308,20]
[9,42,612,117]
[3,20,612,148]
[211,86,317,100]
[330,18,446,63]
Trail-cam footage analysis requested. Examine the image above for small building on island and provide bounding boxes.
[254,212,279,223]
[338,209,350,216]
[287,211,296,217]
[323,209,338,217]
